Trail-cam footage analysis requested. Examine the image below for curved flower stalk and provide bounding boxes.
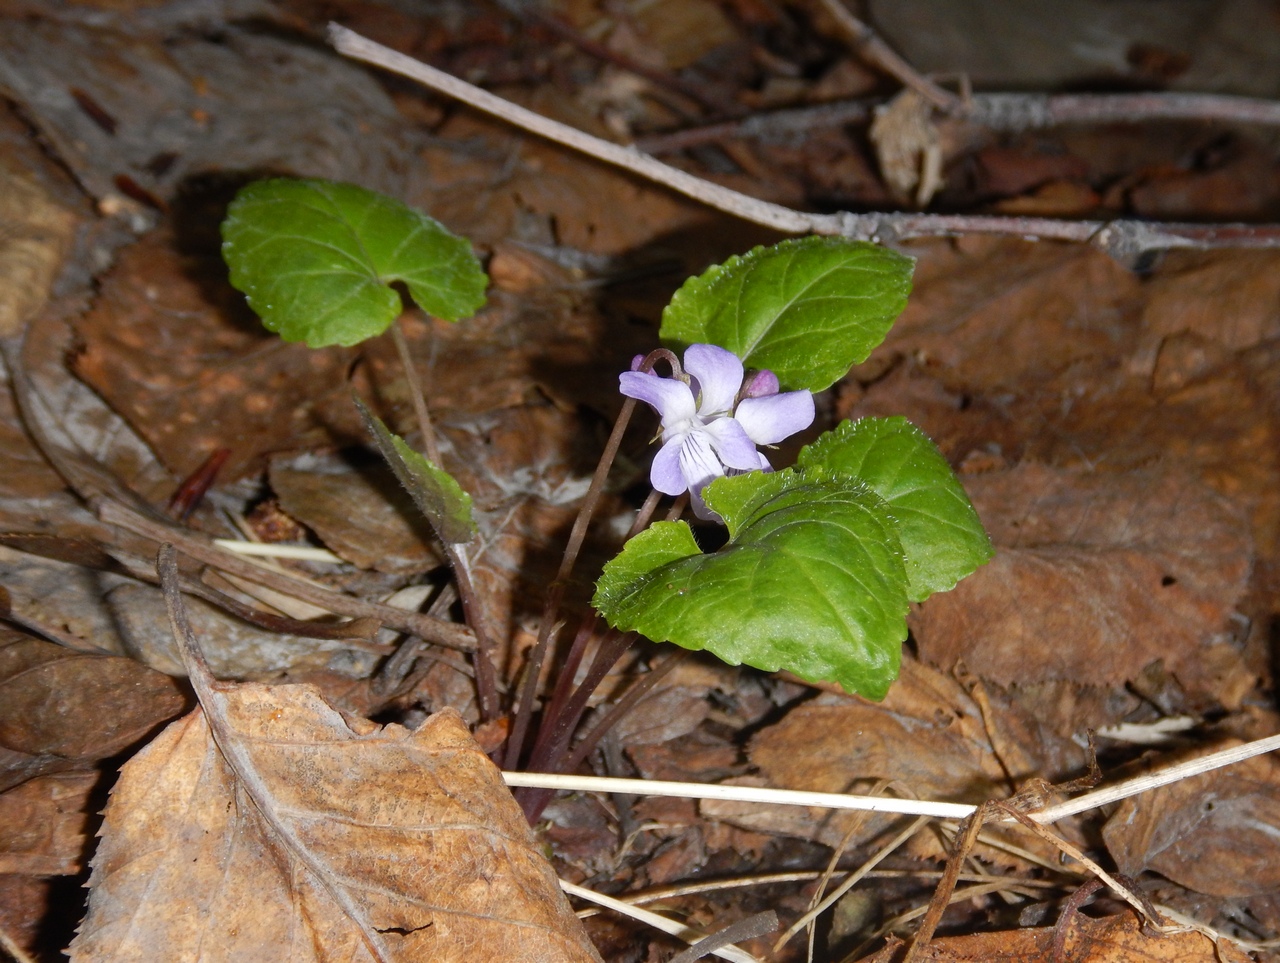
[620,344,815,520]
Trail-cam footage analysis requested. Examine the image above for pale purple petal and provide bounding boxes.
[702,417,762,471]
[649,435,688,496]
[619,371,696,427]
[683,344,743,417]
[742,369,779,398]
[689,487,721,521]
[734,390,815,446]
[678,431,726,497]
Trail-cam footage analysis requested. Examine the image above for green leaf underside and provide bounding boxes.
[797,417,994,602]
[221,179,487,347]
[659,237,914,392]
[593,471,908,700]
[355,399,476,545]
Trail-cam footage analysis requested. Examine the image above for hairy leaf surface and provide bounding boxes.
[356,398,476,545]
[798,417,993,600]
[222,178,486,347]
[594,471,909,699]
[660,237,913,392]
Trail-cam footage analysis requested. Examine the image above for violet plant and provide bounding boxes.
[219,177,992,799]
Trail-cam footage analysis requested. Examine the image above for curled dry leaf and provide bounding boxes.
[1103,741,1280,898]
[71,585,602,963]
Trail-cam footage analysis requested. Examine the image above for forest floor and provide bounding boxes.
[2,1,1280,961]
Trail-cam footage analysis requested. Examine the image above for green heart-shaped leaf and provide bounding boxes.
[659,237,913,392]
[221,178,487,347]
[593,470,909,699]
[355,399,476,545]
[797,417,993,601]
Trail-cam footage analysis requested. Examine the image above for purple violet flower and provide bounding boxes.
[620,343,815,520]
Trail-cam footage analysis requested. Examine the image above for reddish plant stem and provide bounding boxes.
[504,349,680,768]
[518,628,637,821]
[503,401,636,767]
[390,319,499,720]
[527,611,598,764]
[560,649,689,774]
[629,488,665,538]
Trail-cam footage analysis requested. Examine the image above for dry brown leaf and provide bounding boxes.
[0,159,78,336]
[712,691,1006,851]
[71,635,601,962]
[0,626,186,762]
[870,89,944,206]
[864,911,1252,962]
[1103,742,1280,898]
[910,463,1252,688]
[1138,250,1280,352]
[883,238,1143,391]
[269,452,441,575]
[107,582,384,681]
[0,19,417,206]
[72,233,361,480]
[0,546,379,682]
[0,770,96,875]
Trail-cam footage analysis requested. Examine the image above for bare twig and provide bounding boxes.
[329,26,1280,257]
[667,911,778,963]
[559,879,760,963]
[901,806,988,963]
[97,497,476,651]
[970,90,1280,131]
[502,729,1280,820]
[637,90,1280,154]
[808,0,960,112]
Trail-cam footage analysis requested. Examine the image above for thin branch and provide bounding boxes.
[503,730,1280,820]
[1034,732,1280,822]
[902,807,987,963]
[970,90,1280,130]
[503,773,976,818]
[97,497,476,651]
[329,26,1280,257]
[808,0,960,112]
[329,24,815,235]
[667,912,778,963]
[559,879,760,963]
[638,90,1280,154]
